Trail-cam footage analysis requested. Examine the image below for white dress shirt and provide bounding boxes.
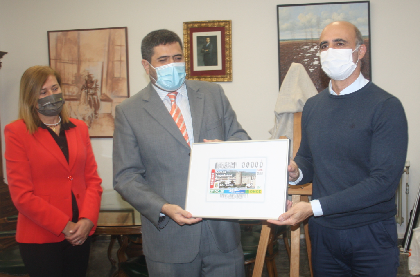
[153,83,195,144]
[154,83,193,217]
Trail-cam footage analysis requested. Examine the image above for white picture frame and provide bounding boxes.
[185,140,289,219]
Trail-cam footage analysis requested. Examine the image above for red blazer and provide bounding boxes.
[4,118,103,243]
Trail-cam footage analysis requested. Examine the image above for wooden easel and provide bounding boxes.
[253,113,313,277]
[288,184,313,277]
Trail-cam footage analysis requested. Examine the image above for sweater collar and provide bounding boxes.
[329,73,370,96]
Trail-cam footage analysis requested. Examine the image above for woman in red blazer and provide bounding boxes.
[4,65,103,277]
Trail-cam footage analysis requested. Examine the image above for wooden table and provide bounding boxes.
[94,225,142,266]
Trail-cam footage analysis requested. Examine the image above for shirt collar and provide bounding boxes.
[329,73,370,96]
[153,83,188,101]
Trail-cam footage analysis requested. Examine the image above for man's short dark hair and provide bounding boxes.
[141,29,183,62]
[354,25,364,47]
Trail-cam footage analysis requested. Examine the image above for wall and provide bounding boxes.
[1,0,419,235]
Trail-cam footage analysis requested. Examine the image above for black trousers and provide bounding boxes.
[19,237,91,277]
[309,217,400,277]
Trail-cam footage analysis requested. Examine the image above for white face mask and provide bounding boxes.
[320,46,360,81]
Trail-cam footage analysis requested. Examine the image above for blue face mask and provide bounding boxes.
[149,62,186,91]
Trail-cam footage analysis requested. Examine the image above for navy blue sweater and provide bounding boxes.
[295,82,408,229]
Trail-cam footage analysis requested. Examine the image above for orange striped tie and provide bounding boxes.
[168,92,190,146]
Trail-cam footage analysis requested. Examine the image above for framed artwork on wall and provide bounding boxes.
[183,20,232,82]
[277,1,371,92]
[48,27,130,138]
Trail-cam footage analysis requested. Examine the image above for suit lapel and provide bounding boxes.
[33,128,69,170]
[142,84,190,148]
[66,126,78,171]
[187,82,204,143]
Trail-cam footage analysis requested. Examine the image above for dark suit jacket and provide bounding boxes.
[113,80,250,263]
[4,118,103,243]
[201,43,213,65]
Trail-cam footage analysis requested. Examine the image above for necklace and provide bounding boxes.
[43,116,61,133]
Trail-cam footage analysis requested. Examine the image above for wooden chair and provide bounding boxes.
[112,234,148,277]
[114,254,148,277]
[94,225,145,277]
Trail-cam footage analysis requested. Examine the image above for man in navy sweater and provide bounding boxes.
[269,21,408,276]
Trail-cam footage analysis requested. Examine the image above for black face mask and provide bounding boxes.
[37,93,65,116]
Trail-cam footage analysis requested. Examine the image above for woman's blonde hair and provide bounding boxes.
[18,65,70,134]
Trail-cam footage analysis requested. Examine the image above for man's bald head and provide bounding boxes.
[319,21,363,51]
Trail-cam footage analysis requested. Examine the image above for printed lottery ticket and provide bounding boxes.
[207,158,266,202]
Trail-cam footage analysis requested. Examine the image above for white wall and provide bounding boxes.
[1,0,419,235]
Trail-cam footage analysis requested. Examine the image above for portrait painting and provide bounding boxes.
[194,34,220,69]
[48,27,130,137]
[277,1,371,91]
[184,20,232,82]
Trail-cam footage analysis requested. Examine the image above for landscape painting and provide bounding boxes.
[277,1,370,92]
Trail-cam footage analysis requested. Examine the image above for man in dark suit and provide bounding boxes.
[201,37,213,66]
[113,29,249,277]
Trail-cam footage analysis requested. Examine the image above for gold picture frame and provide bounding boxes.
[183,20,232,82]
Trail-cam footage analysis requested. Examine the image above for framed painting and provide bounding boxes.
[277,1,371,92]
[183,20,232,82]
[48,27,130,137]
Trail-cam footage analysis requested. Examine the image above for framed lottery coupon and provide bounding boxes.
[185,139,289,219]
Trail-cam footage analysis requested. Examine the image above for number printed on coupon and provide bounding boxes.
[207,158,267,202]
